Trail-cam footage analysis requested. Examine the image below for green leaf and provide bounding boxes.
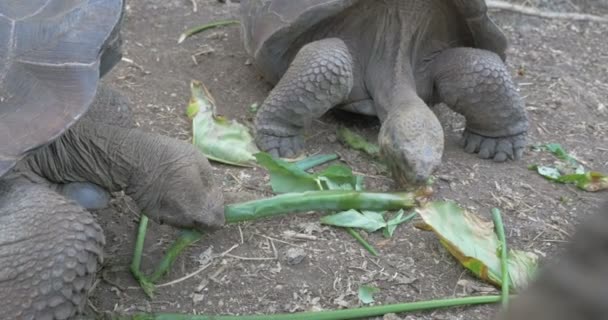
[337,127,380,157]
[254,153,319,193]
[358,285,380,304]
[294,154,338,171]
[316,164,358,190]
[189,80,259,167]
[535,165,562,180]
[542,143,577,164]
[320,209,386,233]
[416,201,538,291]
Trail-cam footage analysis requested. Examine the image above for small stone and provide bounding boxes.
[327,134,337,143]
[284,247,306,265]
[383,313,403,320]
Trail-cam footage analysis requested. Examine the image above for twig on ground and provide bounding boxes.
[154,244,239,288]
[487,0,608,22]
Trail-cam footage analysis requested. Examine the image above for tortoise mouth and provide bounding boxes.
[381,145,441,188]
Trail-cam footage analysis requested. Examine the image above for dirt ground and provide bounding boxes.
[91,0,608,319]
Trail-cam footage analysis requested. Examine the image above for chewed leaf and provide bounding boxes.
[358,285,380,304]
[337,127,380,157]
[320,209,386,233]
[189,80,259,166]
[416,201,538,291]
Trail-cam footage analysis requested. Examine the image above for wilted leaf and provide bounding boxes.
[337,127,380,157]
[416,201,538,291]
[320,209,386,232]
[531,143,607,192]
[560,171,608,192]
[189,80,259,166]
[531,165,608,192]
[358,285,380,304]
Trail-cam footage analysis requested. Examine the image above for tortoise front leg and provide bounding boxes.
[0,177,104,319]
[431,47,529,162]
[255,38,355,158]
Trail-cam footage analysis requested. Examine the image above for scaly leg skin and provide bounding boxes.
[255,38,354,158]
[130,215,202,298]
[0,178,104,320]
[51,85,135,211]
[432,47,529,162]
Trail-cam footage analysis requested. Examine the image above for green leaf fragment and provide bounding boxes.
[358,285,380,304]
[337,127,380,157]
[416,201,538,291]
[178,19,240,44]
[254,153,320,193]
[384,211,417,238]
[189,80,259,167]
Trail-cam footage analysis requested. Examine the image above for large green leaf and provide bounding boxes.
[416,201,538,291]
[188,80,259,166]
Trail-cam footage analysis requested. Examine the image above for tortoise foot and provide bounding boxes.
[460,130,526,162]
[256,132,304,159]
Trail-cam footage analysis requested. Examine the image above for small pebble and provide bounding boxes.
[285,247,306,265]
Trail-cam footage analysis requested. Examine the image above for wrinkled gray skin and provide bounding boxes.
[0,86,225,320]
[242,0,529,186]
[496,202,608,320]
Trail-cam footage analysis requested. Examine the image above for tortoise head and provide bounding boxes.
[378,107,444,187]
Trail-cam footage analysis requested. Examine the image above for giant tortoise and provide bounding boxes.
[240,0,529,185]
[0,1,224,319]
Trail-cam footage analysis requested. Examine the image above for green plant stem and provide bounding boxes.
[130,215,155,298]
[345,227,378,256]
[492,208,510,308]
[130,215,203,297]
[110,295,502,320]
[148,230,203,282]
[295,154,339,171]
[178,19,240,43]
[133,191,415,295]
[225,191,415,223]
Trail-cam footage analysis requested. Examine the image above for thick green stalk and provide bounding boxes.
[492,208,510,307]
[295,154,339,171]
[224,191,416,223]
[111,295,501,320]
